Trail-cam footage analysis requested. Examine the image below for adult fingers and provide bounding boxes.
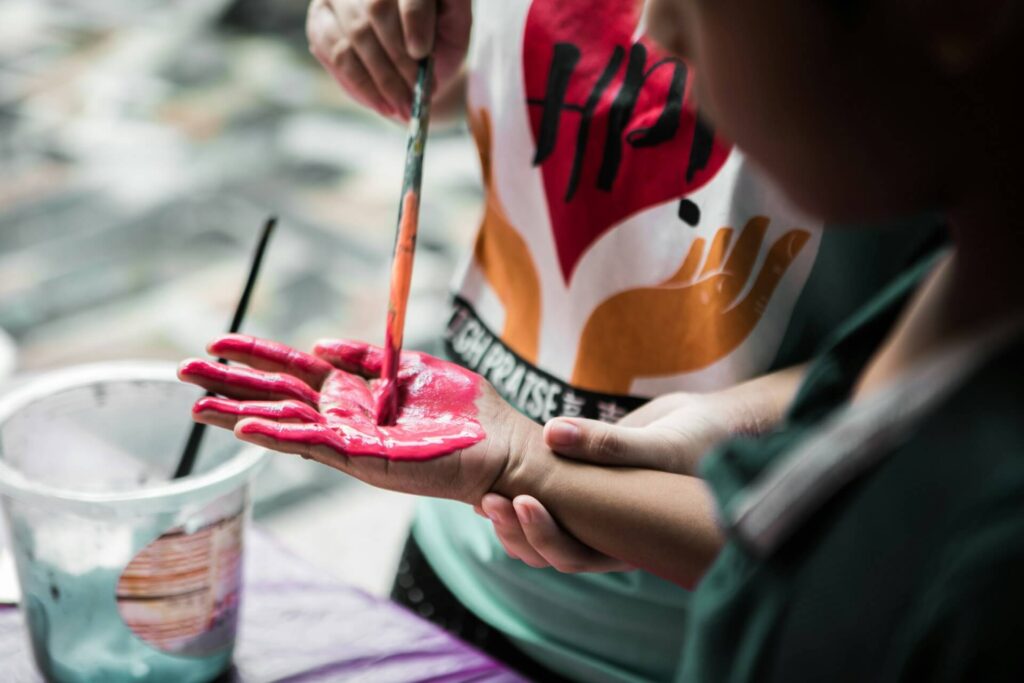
[367,0,419,90]
[307,0,396,116]
[481,493,550,569]
[178,359,321,406]
[192,397,325,431]
[350,3,414,118]
[207,334,334,389]
[513,496,632,574]
[429,0,473,85]
[397,0,436,59]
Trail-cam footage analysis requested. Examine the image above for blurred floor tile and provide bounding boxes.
[257,472,416,597]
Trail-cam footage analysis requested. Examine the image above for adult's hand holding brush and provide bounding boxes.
[307,0,471,120]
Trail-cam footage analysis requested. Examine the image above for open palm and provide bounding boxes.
[178,334,517,504]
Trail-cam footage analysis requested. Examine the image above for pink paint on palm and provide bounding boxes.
[181,336,485,461]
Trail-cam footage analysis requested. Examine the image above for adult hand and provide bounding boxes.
[178,333,535,505]
[306,0,472,119]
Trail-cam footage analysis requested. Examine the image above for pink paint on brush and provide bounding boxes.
[180,338,485,461]
[377,190,420,426]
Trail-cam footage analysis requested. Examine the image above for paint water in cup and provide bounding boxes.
[0,363,268,683]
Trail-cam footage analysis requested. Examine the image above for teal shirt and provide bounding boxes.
[682,252,1024,682]
[415,221,945,682]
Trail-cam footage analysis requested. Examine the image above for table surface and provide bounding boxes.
[0,529,523,683]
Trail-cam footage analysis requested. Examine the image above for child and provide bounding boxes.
[650,0,1024,679]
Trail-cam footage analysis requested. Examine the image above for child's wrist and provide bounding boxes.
[494,415,556,501]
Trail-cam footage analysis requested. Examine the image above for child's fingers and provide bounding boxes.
[314,339,386,377]
[513,496,632,574]
[481,493,550,569]
[543,417,680,472]
[178,359,320,406]
[207,334,334,389]
[193,397,325,430]
[234,418,349,460]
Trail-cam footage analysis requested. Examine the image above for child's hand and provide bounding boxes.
[476,392,747,573]
[477,493,635,574]
[178,334,533,505]
[306,0,471,119]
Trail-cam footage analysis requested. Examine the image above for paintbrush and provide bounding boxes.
[376,57,434,426]
[173,216,277,479]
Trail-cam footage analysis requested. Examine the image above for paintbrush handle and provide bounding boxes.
[377,57,434,426]
[173,216,277,479]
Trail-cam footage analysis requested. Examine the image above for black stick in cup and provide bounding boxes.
[173,216,277,479]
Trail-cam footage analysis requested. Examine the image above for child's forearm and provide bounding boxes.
[489,364,807,585]
[497,428,723,588]
[717,362,807,436]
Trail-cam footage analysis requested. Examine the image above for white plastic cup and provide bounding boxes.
[0,327,15,382]
[0,363,268,683]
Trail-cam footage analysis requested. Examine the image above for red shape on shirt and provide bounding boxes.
[522,0,732,283]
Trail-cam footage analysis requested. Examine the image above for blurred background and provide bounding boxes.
[0,0,483,596]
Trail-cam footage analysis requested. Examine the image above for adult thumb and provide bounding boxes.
[543,417,683,472]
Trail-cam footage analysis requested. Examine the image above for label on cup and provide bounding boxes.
[115,512,243,657]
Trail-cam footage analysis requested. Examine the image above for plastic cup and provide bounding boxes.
[0,327,15,382]
[0,362,268,683]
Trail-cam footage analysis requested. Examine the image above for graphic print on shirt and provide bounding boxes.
[523,0,731,284]
[573,218,810,392]
[453,0,821,417]
[468,108,542,363]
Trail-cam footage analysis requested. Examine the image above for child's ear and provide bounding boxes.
[906,0,1019,75]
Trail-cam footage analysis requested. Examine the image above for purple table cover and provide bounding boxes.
[0,529,524,683]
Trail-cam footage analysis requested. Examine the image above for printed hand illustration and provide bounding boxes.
[307,0,471,119]
[477,391,735,573]
[179,334,527,504]
[572,217,810,393]
[469,108,542,362]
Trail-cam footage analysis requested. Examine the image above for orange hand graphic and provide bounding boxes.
[468,108,543,363]
[571,217,811,394]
